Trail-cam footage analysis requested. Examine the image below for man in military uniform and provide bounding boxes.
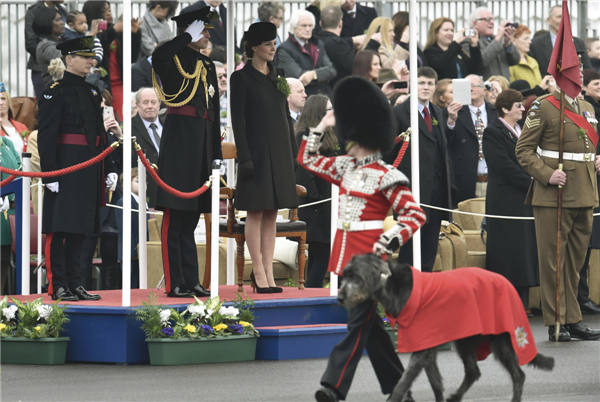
[152,7,222,298]
[515,67,600,341]
[38,37,117,301]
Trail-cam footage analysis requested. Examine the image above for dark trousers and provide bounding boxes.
[130,259,140,289]
[305,242,330,288]
[515,286,530,311]
[397,206,444,272]
[578,247,592,305]
[45,232,85,295]
[31,70,45,100]
[321,299,404,400]
[161,207,201,293]
[81,235,119,290]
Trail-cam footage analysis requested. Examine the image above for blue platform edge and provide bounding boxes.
[30,296,348,364]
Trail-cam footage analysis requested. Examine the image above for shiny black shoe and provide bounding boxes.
[548,325,571,342]
[51,287,79,301]
[565,322,600,340]
[270,286,283,293]
[167,285,194,298]
[192,284,210,298]
[315,387,339,402]
[250,271,273,294]
[580,301,600,315]
[73,286,102,301]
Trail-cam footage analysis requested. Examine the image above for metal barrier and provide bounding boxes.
[1,1,598,97]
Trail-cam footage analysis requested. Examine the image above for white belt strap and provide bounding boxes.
[337,220,384,231]
[539,149,595,162]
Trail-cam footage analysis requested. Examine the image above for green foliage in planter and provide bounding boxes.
[1,296,70,338]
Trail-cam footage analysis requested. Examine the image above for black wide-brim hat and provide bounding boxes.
[333,77,395,153]
[172,6,218,29]
[243,22,277,47]
[56,36,96,57]
[509,80,536,98]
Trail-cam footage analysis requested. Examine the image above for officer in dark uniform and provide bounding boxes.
[38,37,117,301]
[152,7,222,298]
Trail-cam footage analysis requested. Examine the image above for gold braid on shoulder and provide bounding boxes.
[152,56,208,108]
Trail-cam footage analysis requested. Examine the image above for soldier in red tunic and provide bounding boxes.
[297,77,426,402]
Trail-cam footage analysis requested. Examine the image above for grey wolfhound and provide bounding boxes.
[337,254,554,402]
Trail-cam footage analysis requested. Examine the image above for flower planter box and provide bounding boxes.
[1,337,69,365]
[146,335,258,365]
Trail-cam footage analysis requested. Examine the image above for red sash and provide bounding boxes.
[546,96,598,148]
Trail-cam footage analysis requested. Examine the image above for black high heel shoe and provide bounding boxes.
[250,271,273,294]
[270,286,283,293]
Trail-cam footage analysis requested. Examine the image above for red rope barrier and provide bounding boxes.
[393,141,409,168]
[136,148,211,199]
[0,175,17,187]
[0,144,118,180]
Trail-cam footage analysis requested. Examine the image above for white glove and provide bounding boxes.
[212,159,226,175]
[0,196,9,213]
[106,172,118,192]
[46,182,59,193]
[185,20,205,42]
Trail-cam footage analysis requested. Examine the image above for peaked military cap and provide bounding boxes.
[56,36,96,57]
[172,6,218,29]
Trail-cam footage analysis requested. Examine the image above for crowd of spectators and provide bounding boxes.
[3,1,600,300]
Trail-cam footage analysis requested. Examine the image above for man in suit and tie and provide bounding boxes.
[181,1,239,52]
[443,74,497,203]
[340,1,376,41]
[384,67,454,272]
[528,5,591,78]
[132,87,164,208]
[286,78,306,124]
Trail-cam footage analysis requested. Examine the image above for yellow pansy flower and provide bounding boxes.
[35,326,41,332]
[239,321,252,327]
[213,323,228,332]
[0,323,6,331]
[184,324,196,333]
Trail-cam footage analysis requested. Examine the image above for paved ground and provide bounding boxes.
[2,315,599,402]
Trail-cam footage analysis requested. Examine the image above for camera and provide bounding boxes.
[484,81,493,91]
[506,22,519,29]
[393,81,408,89]
[463,29,476,37]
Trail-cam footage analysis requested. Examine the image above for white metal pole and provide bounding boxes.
[37,180,42,294]
[122,0,132,306]
[138,156,147,289]
[210,164,220,298]
[409,0,422,271]
[21,154,31,296]
[226,0,235,286]
[329,184,339,296]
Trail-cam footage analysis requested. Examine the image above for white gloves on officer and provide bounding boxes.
[0,196,9,213]
[106,173,118,192]
[46,182,59,193]
[185,20,205,42]
[212,159,226,176]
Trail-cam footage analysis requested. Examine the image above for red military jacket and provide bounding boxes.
[298,137,426,275]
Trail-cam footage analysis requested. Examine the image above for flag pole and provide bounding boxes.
[555,90,565,342]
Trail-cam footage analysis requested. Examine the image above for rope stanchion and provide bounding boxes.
[134,141,212,199]
[0,141,120,179]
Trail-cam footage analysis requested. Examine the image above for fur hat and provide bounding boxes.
[332,77,395,153]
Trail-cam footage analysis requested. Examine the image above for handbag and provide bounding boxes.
[437,221,468,269]
[11,97,37,131]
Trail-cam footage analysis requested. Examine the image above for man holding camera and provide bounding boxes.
[384,67,455,272]
[466,7,520,80]
[38,37,115,301]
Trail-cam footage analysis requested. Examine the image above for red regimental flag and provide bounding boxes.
[547,1,581,99]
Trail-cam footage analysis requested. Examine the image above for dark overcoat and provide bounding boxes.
[276,34,337,97]
[295,130,332,244]
[340,4,377,38]
[443,102,497,204]
[230,62,299,211]
[38,71,110,234]
[384,101,454,218]
[482,118,538,288]
[584,95,600,249]
[424,42,483,80]
[152,33,222,212]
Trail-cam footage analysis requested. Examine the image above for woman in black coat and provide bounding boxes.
[423,17,482,80]
[295,95,338,288]
[231,23,299,293]
[482,89,538,309]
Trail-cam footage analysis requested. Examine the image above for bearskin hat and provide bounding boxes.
[332,76,395,153]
